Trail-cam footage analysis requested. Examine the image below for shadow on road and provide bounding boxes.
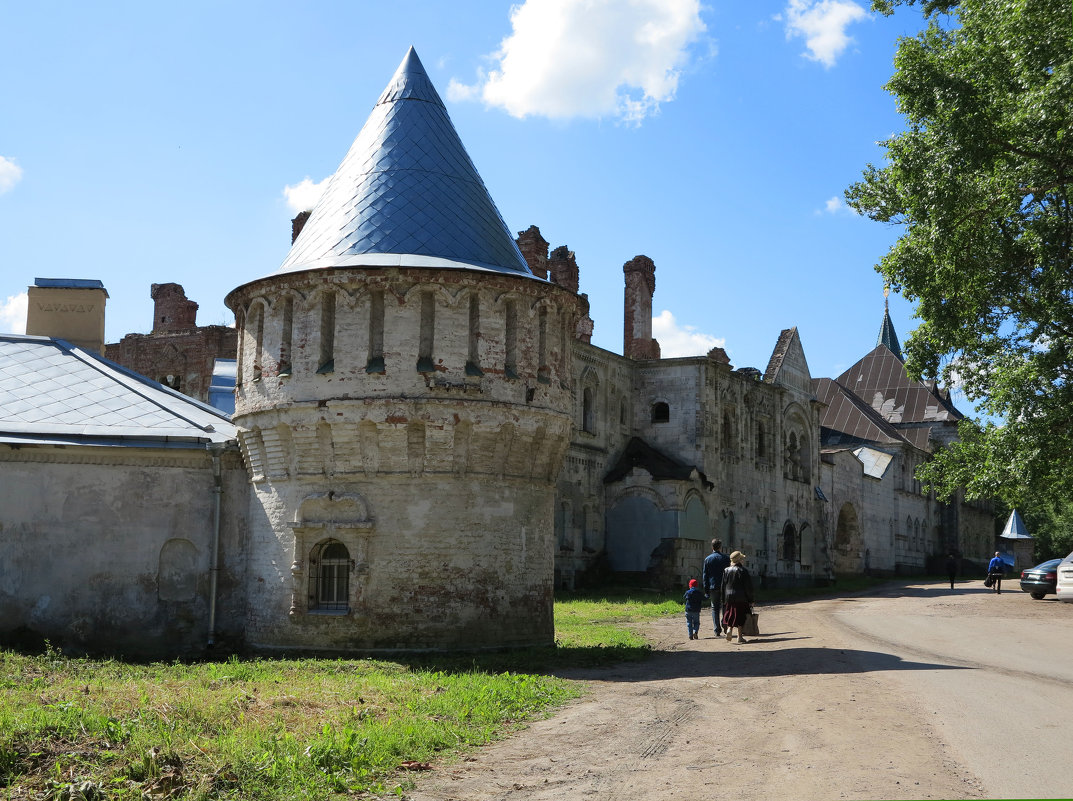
[558,644,970,682]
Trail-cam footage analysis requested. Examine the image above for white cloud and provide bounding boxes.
[282,176,329,213]
[449,0,706,124]
[817,195,853,215]
[781,0,869,68]
[652,309,725,358]
[0,156,23,195]
[0,292,28,334]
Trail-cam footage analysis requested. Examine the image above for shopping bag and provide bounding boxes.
[742,612,760,637]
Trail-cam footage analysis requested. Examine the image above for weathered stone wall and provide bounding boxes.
[555,343,635,588]
[560,336,829,591]
[0,445,248,657]
[226,266,580,652]
[242,477,557,651]
[820,446,950,576]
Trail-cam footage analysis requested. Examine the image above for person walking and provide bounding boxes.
[720,551,755,643]
[987,551,1007,594]
[945,552,958,590]
[683,579,705,640]
[702,539,731,636]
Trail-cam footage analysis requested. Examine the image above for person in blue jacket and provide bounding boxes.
[684,579,705,640]
[702,539,731,636]
[987,552,1007,594]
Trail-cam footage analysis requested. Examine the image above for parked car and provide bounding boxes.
[1020,558,1062,599]
[1057,551,1073,603]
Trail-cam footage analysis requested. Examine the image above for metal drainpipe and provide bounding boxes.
[207,443,224,648]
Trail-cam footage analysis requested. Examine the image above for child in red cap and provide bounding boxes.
[683,578,704,640]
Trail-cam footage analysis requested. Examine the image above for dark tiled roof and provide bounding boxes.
[604,437,709,485]
[277,47,531,278]
[835,345,962,425]
[813,377,910,448]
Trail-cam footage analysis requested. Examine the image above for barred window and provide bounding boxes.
[309,540,350,613]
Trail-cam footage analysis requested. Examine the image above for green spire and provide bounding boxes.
[878,286,903,361]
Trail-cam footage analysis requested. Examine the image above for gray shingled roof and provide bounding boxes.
[0,334,236,447]
[277,47,532,278]
[813,376,911,448]
[836,345,962,425]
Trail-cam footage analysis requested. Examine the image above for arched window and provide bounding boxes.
[785,431,799,480]
[651,401,670,423]
[367,289,386,374]
[417,291,435,373]
[251,302,264,381]
[318,292,336,374]
[781,521,797,562]
[466,293,483,376]
[280,295,293,376]
[504,300,518,379]
[537,306,550,384]
[583,386,596,433]
[309,540,350,612]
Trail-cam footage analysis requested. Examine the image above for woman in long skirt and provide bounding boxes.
[720,551,754,643]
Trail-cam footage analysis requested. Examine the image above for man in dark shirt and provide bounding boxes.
[702,539,731,636]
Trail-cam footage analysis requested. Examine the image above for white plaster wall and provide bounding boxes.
[0,447,248,656]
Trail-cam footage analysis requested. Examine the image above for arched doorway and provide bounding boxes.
[833,502,862,574]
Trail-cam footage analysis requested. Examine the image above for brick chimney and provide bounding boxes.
[291,210,312,244]
[516,225,549,279]
[623,255,660,360]
[547,246,579,294]
[151,283,198,333]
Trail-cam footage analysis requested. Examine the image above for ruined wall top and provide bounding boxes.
[516,225,549,280]
[151,283,198,333]
[548,246,580,294]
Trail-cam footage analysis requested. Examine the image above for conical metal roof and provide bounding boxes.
[278,47,532,277]
[1000,509,1033,539]
[877,297,903,361]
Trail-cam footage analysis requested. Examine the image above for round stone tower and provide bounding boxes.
[226,48,580,653]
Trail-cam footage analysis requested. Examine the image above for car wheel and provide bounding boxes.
[1031,592,1045,600]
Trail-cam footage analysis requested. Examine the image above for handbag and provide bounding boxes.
[742,611,760,637]
[984,575,994,588]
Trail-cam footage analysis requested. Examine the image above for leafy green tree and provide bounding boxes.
[1012,499,1073,561]
[847,0,1073,509]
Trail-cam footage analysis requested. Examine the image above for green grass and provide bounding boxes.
[0,648,579,800]
[0,591,684,801]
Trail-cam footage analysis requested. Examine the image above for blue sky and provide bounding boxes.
[1,0,935,387]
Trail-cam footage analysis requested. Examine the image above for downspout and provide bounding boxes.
[207,443,224,648]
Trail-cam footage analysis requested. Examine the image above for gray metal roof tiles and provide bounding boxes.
[0,334,236,447]
[278,47,532,278]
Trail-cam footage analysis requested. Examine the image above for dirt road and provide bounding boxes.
[403,581,1073,801]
